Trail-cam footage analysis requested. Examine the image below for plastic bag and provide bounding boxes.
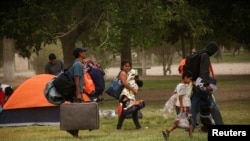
[174,112,189,129]
[163,94,177,113]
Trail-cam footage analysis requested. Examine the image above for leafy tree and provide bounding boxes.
[0,0,109,67]
[190,0,250,53]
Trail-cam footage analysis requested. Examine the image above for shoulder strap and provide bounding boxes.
[209,63,215,78]
[64,62,74,72]
[117,70,125,79]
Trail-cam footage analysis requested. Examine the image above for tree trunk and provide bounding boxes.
[141,49,146,76]
[120,43,132,63]
[166,56,172,75]
[59,21,87,67]
[59,36,77,67]
[3,37,15,81]
[136,48,141,64]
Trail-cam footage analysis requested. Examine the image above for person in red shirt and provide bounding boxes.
[0,83,6,112]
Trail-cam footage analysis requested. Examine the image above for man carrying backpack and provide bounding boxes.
[190,41,224,132]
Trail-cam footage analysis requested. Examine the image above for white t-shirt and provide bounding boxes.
[175,83,191,107]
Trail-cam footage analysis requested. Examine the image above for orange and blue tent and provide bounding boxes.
[0,74,60,127]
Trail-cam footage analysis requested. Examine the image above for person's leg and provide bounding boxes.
[209,94,224,125]
[198,90,214,132]
[186,107,193,137]
[116,114,126,130]
[191,90,200,131]
[199,104,212,132]
[132,111,141,129]
[162,125,177,140]
[210,103,224,125]
[167,125,176,133]
[189,125,193,137]
[66,130,79,138]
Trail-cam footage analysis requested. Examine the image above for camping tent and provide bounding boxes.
[0,74,60,127]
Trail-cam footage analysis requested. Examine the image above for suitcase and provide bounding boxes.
[60,102,99,130]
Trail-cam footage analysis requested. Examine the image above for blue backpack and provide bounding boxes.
[84,60,105,97]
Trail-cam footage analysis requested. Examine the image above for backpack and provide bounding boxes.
[44,79,65,105]
[180,51,205,81]
[84,60,105,97]
[178,58,186,75]
[52,70,75,101]
[83,72,96,95]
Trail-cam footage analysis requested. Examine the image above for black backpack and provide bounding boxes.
[183,51,204,81]
[52,70,75,101]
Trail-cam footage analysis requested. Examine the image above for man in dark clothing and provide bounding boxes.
[191,41,224,132]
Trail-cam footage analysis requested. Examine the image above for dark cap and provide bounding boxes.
[73,47,87,58]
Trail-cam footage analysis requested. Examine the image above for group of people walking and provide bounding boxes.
[162,41,224,140]
[45,48,143,138]
[44,41,223,139]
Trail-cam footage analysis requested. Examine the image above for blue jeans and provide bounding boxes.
[210,97,224,125]
[191,87,224,131]
[191,87,201,129]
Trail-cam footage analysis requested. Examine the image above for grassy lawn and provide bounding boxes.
[1,75,250,141]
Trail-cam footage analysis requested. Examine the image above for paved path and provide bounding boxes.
[1,62,250,79]
[105,62,250,78]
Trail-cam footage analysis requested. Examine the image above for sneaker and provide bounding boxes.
[96,97,104,102]
[91,97,104,102]
[162,130,169,141]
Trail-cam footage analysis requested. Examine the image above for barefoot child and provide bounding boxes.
[162,71,193,140]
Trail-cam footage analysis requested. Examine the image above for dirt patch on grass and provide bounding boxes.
[137,75,250,103]
[3,74,250,104]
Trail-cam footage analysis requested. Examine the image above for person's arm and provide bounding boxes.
[119,71,136,94]
[179,95,184,112]
[44,64,49,74]
[74,75,82,100]
[60,60,64,72]
[199,53,211,86]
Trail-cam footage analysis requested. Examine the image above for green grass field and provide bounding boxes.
[1,75,250,141]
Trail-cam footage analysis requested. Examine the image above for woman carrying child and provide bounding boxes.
[116,60,141,130]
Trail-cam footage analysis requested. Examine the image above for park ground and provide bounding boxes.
[0,63,249,141]
[1,62,249,104]
[1,62,250,86]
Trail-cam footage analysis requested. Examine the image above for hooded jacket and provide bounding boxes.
[199,41,219,86]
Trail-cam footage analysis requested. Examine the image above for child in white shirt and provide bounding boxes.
[162,71,193,140]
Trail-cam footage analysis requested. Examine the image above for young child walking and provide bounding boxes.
[162,71,193,140]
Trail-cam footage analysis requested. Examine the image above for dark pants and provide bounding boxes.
[116,108,141,130]
[116,97,142,130]
[191,87,201,129]
[191,87,224,131]
[210,98,224,125]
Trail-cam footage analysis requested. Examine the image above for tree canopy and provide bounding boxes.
[1,0,250,66]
